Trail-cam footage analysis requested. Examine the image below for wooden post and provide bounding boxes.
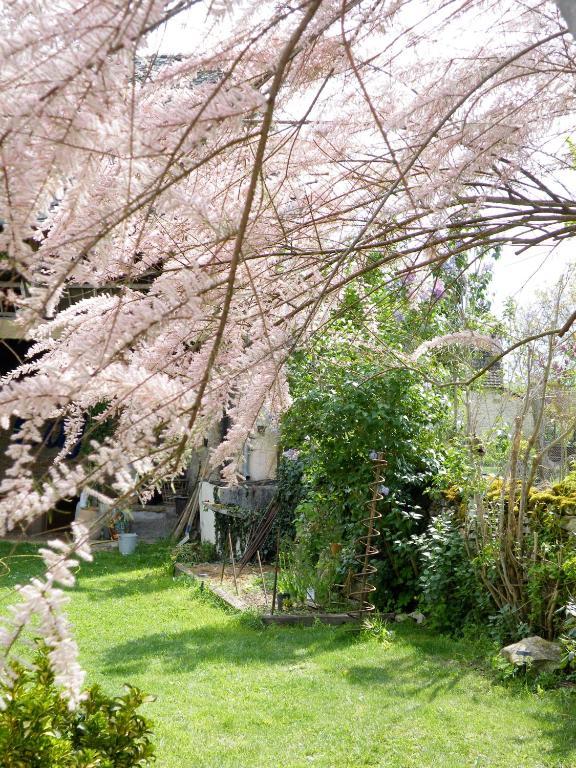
[271,530,280,614]
[256,549,268,603]
[219,558,226,584]
[228,527,239,596]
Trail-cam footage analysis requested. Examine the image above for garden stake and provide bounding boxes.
[220,547,226,585]
[256,549,268,602]
[173,455,210,541]
[238,498,279,574]
[228,526,239,596]
[271,530,280,614]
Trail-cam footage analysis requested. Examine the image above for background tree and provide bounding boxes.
[279,259,499,611]
[283,367,451,610]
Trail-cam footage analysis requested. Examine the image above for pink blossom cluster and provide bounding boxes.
[0,523,92,709]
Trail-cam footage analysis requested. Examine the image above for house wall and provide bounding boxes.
[467,390,533,438]
[240,417,279,481]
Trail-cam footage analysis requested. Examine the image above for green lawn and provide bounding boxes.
[0,542,575,767]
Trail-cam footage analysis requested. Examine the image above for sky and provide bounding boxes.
[491,241,574,313]
[143,3,233,54]
[144,1,575,318]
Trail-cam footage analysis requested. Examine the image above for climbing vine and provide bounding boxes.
[214,505,260,556]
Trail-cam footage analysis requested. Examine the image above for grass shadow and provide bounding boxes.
[102,617,356,677]
[391,623,576,762]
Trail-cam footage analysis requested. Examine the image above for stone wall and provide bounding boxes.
[199,480,277,546]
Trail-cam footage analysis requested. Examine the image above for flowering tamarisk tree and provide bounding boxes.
[1,0,576,702]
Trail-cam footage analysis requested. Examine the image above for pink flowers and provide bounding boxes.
[0,524,92,709]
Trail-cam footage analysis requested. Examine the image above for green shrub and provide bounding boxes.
[0,644,156,768]
[359,615,394,646]
[414,511,491,632]
[477,473,576,638]
[282,361,451,612]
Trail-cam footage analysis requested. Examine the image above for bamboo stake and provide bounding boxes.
[256,549,268,603]
[228,527,239,596]
[173,484,200,541]
[172,455,210,540]
[271,530,280,614]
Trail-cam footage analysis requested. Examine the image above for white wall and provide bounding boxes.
[242,422,278,481]
[199,481,216,544]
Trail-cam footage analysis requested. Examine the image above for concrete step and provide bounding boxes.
[130,509,179,542]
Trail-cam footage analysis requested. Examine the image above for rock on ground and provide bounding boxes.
[500,636,562,669]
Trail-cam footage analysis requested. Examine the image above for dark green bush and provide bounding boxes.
[282,362,451,611]
[0,644,155,768]
[414,511,491,632]
[273,455,305,542]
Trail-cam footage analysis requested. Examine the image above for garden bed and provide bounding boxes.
[175,562,362,624]
[175,562,273,611]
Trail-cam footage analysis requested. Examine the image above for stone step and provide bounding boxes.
[129,509,179,542]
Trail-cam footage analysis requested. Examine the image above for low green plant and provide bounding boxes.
[236,608,265,630]
[277,544,344,609]
[491,652,520,683]
[243,572,274,594]
[487,604,531,646]
[489,601,576,691]
[277,548,315,606]
[557,600,576,678]
[0,643,155,768]
[491,652,563,692]
[171,540,217,569]
[359,615,394,646]
[532,670,562,692]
